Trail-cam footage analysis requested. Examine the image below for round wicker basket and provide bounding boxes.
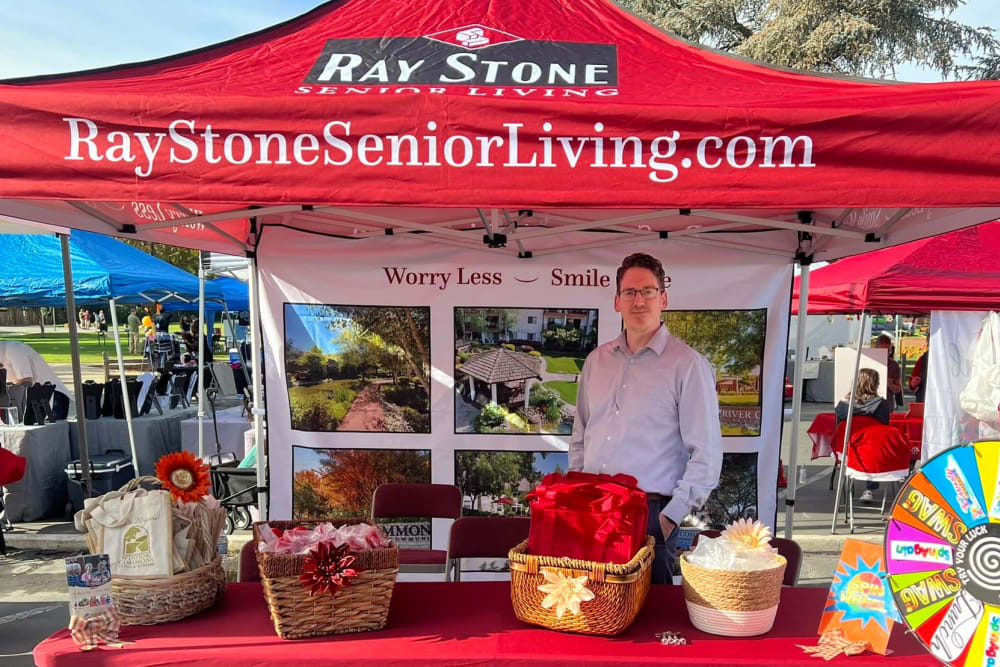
[679,553,786,637]
[112,555,226,626]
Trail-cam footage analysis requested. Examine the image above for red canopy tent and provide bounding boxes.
[792,220,1000,314]
[0,0,999,259]
[3,0,1000,537]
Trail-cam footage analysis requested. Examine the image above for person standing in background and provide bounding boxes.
[127,308,141,355]
[875,333,903,411]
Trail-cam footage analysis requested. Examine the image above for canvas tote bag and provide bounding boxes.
[90,489,174,578]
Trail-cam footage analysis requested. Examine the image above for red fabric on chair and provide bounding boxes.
[238,541,260,583]
[399,549,448,565]
[833,418,911,473]
[371,483,462,521]
[0,447,26,485]
[448,517,530,559]
[527,471,648,563]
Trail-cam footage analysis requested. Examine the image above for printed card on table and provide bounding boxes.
[65,554,114,619]
[819,538,901,655]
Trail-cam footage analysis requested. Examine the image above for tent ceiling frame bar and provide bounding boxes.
[529,232,660,258]
[416,233,509,256]
[294,211,387,238]
[171,204,251,250]
[690,210,867,240]
[674,235,792,258]
[66,201,124,234]
[877,207,913,237]
[316,206,479,241]
[500,210,530,255]
[519,210,675,239]
[477,208,494,241]
[133,204,303,231]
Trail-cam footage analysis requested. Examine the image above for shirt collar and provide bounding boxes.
[614,323,670,357]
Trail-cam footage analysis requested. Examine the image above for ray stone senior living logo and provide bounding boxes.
[297,24,619,98]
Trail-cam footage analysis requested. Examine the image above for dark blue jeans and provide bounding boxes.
[647,497,678,585]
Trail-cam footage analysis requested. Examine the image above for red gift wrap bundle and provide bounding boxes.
[526,471,649,564]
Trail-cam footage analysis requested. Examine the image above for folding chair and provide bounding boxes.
[445,516,530,581]
[371,483,462,575]
[692,530,802,586]
[831,419,911,534]
[239,541,260,582]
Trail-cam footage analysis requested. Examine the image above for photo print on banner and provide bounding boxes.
[454,306,598,435]
[284,303,431,433]
[675,452,759,559]
[661,309,767,437]
[292,446,432,549]
[454,450,568,575]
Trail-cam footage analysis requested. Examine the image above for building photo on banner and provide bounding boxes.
[258,231,792,563]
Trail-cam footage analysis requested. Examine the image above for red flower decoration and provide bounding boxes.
[154,451,210,503]
[299,543,361,596]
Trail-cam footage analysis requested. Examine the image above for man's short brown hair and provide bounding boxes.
[616,253,666,292]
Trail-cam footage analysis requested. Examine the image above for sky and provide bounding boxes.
[284,303,346,355]
[0,1,997,82]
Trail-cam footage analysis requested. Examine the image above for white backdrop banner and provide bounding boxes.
[924,310,999,461]
[257,229,792,550]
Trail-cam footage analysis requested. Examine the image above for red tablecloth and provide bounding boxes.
[807,413,922,461]
[35,582,938,666]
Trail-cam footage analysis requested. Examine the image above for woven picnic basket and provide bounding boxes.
[508,536,654,635]
[113,556,226,625]
[680,553,786,637]
[254,519,399,640]
[78,476,227,626]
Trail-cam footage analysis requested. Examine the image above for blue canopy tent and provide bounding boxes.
[0,230,223,306]
[0,229,224,496]
[161,276,247,313]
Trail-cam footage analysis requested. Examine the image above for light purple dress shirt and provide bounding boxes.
[569,324,723,524]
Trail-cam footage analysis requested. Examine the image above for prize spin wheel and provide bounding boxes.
[885,441,1000,666]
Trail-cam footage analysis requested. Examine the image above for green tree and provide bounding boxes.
[123,240,200,274]
[299,345,327,383]
[621,0,998,79]
[293,470,334,519]
[497,309,518,341]
[455,451,539,512]
[663,310,765,376]
[326,306,431,394]
[701,454,758,527]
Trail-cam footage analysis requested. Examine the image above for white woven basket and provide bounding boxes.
[685,600,779,636]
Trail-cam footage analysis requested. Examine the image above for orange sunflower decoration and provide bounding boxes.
[155,451,210,503]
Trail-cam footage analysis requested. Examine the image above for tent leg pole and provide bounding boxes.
[198,253,205,459]
[831,311,867,534]
[60,234,91,498]
[109,299,139,478]
[248,256,267,520]
[784,261,810,539]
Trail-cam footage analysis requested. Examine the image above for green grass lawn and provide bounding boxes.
[288,379,358,430]
[718,394,761,406]
[541,353,586,374]
[542,380,578,405]
[0,330,142,364]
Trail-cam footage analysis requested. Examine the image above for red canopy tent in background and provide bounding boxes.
[2,0,1000,536]
[792,220,1000,315]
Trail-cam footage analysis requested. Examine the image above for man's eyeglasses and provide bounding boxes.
[618,288,663,300]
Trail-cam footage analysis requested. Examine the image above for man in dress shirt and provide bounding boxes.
[569,253,722,583]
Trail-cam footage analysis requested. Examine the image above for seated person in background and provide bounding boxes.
[909,350,929,404]
[835,368,890,503]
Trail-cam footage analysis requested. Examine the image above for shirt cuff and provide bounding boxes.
[662,497,688,526]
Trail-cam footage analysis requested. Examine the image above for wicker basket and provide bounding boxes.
[508,536,654,635]
[680,553,786,637]
[254,520,399,640]
[113,555,226,625]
